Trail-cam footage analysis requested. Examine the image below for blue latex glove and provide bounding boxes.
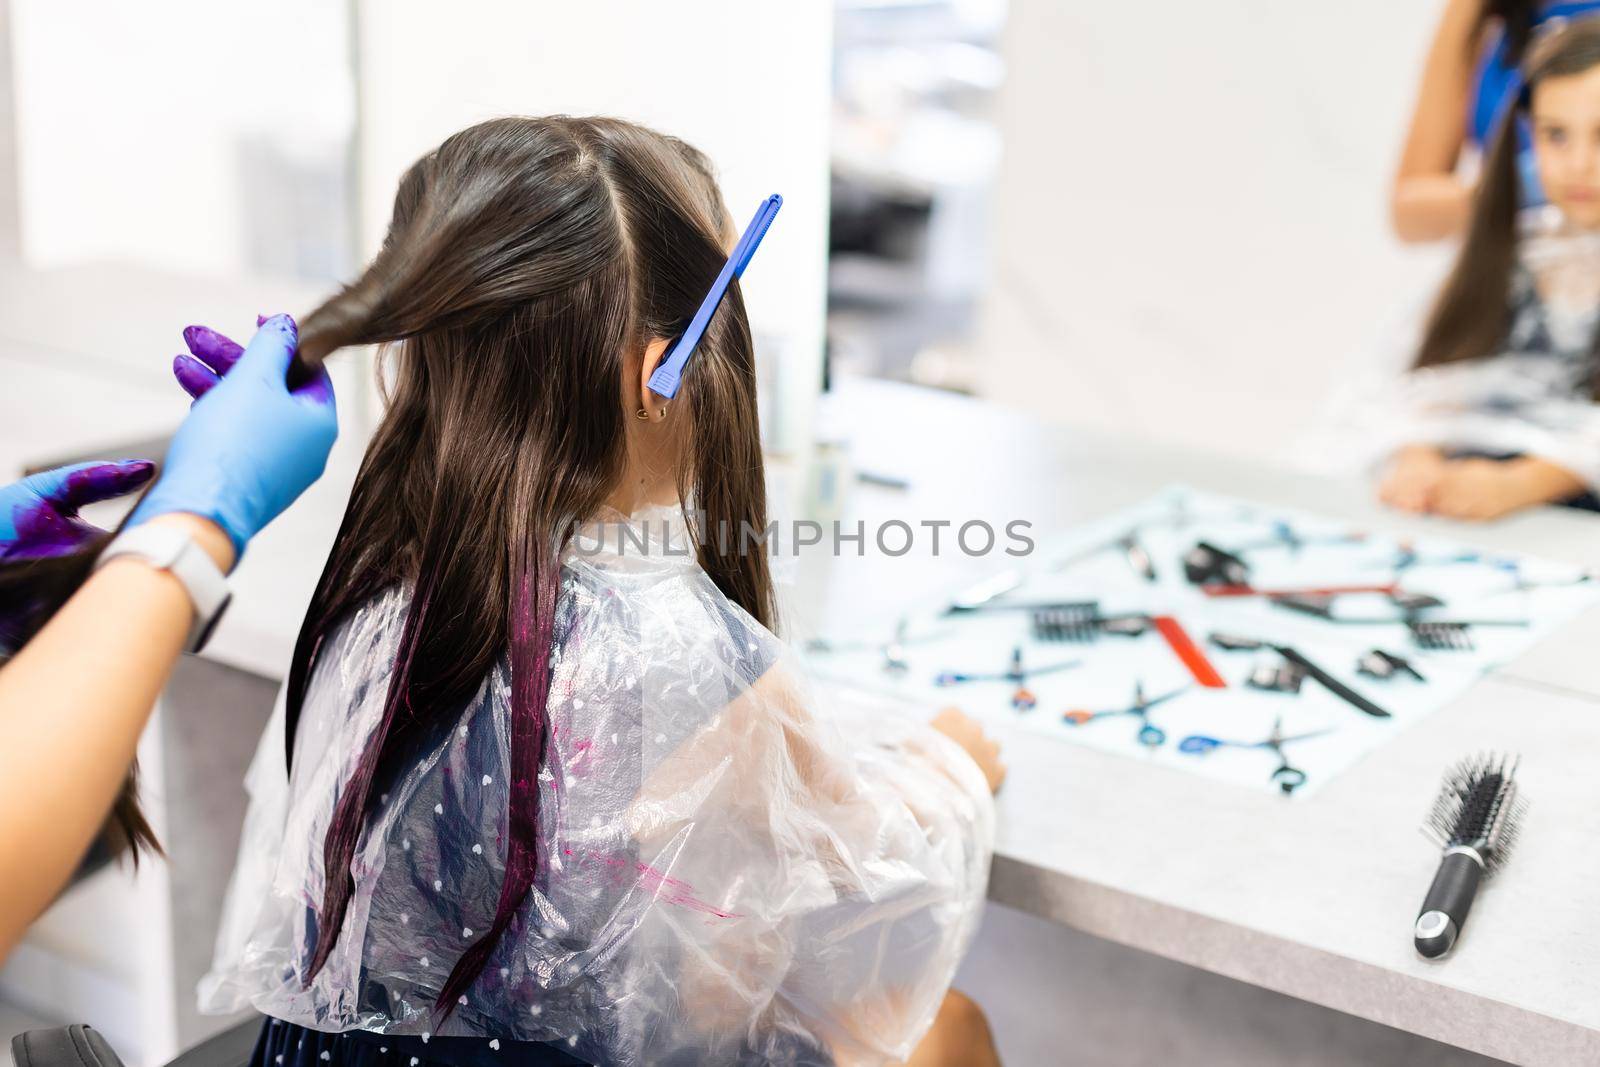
[0,460,155,562]
[129,314,337,559]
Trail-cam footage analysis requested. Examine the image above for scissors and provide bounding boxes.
[1233,519,1365,557]
[1062,681,1189,747]
[1178,716,1335,794]
[807,616,953,674]
[1051,528,1157,582]
[936,645,1081,711]
[1380,542,1484,574]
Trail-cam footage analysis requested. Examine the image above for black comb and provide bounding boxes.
[1414,753,1526,958]
[1409,621,1473,651]
[1032,603,1100,642]
[1032,604,1150,643]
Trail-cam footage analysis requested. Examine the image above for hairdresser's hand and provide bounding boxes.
[171,323,246,400]
[0,461,154,562]
[1431,456,1585,521]
[1378,445,1448,513]
[130,314,337,561]
[930,708,1005,793]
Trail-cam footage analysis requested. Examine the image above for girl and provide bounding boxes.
[1379,17,1600,520]
[200,117,1003,1067]
[1394,0,1600,243]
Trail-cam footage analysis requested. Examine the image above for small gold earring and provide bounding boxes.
[634,408,650,421]
[658,403,669,420]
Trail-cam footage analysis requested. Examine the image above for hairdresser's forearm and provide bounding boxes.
[0,514,232,957]
[1392,176,1473,243]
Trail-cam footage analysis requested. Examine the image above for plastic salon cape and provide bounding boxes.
[1306,210,1600,487]
[200,506,994,1066]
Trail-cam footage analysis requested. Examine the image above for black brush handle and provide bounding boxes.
[1277,646,1392,718]
[1414,850,1484,958]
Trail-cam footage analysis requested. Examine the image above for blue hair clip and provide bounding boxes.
[646,194,783,400]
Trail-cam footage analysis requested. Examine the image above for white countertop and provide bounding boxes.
[797,380,1600,1066]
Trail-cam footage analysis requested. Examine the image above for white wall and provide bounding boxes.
[353,0,834,452]
[7,0,354,278]
[977,1,1458,461]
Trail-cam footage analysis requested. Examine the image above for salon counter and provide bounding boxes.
[792,380,1600,1067]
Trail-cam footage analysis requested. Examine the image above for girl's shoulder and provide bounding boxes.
[561,547,779,691]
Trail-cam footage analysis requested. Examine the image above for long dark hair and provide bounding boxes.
[285,116,775,1012]
[1414,16,1600,394]
[1480,1,1541,68]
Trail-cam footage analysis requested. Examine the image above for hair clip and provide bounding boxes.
[646,194,783,400]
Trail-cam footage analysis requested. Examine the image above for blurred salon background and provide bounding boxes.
[0,2,1487,1066]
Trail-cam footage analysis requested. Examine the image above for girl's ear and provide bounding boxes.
[638,337,673,418]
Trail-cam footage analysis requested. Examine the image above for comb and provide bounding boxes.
[1409,621,1473,651]
[1031,604,1151,643]
[647,194,782,399]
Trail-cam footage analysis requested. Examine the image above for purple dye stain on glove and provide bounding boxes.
[0,460,155,562]
[172,315,332,407]
[172,324,246,401]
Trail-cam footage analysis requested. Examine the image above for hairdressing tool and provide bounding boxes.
[1357,649,1426,682]
[1391,590,1447,613]
[935,645,1081,710]
[1268,590,1455,621]
[1409,621,1475,651]
[1247,658,1307,694]
[1388,542,1485,573]
[881,617,912,672]
[1179,716,1334,795]
[1183,541,1251,587]
[1150,615,1227,688]
[1201,582,1403,599]
[806,616,952,673]
[1209,632,1391,718]
[1119,531,1157,582]
[646,194,782,400]
[1232,520,1366,557]
[1062,682,1188,747]
[1267,592,1529,650]
[1414,753,1526,958]
[1028,606,1227,689]
[1051,527,1159,582]
[945,569,1025,613]
[855,469,910,491]
[1031,603,1150,641]
[1483,558,1595,597]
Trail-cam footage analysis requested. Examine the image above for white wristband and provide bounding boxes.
[96,524,232,653]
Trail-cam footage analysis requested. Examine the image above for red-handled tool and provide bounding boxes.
[1200,583,1400,599]
[1151,615,1226,688]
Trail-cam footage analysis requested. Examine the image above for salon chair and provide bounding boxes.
[11,1018,260,1067]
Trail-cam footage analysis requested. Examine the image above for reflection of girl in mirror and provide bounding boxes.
[1380,17,1600,520]
[1394,0,1600,243]
[200,116,1003,1067]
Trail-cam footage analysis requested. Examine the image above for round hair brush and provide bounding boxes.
[1414,753,1527,959]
